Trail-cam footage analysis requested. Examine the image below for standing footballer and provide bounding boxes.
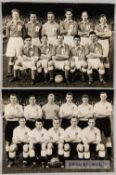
[42,12,59,45]
[59,93,78,129]
[77,94,94,129]
[60,9,78,46]
[94,92,113,160]
[5,9,25,77]
[25,11,42,47]
[24,95,43,129]
[78,11,94,46]
[4,94,23,160]
[42,93,60,129]
[95,14,112,78]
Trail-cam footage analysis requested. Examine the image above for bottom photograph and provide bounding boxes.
[2,89,114,173]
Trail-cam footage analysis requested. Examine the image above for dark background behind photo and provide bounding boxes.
[2,2,114,20]
[2,89,114,107]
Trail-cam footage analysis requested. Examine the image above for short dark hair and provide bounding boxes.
[19,117,26,121]
[99,14,107,19]
[24,35,32,40]
[65,8,73,14]
[82,94,89,99]
[36,118,44,123]
[66,92,73,97]
[74,35,80,40]
[11,9,19,14]
[89,31,96,36]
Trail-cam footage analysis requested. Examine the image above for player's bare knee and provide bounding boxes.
[48,61,54,71]
[84,144,89,152]
[9,144,17,152]
[42,143,47,150]
[64,144,70,151]
[76,144,84,152]
[23,144,29,153]
[64,61,70,70]
[47,143,53,149]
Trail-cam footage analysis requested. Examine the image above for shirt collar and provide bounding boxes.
[28,20,39,25]
[24,44,33,49]
[64,19,73,23]
[11,19,21,24]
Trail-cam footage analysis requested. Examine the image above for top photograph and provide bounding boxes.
[2,2,114,87]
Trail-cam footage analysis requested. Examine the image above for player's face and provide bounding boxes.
[47,14,55,23]
[88,119,95,128]
[35,122,43,130]
[53,120,60,129]
[100,93,107,101]
[41,36,48,45]
[65,11,72,20]
[71,118,77,127]
[57,36,63,45]
[74,37,80,46]
[90,34,96,43]
[19,119,26,127]
[30,14,37,22]
[81,12,88,21]
[10,95,17,104]
[24,38,32,46]
[29,97,36,105]
[82,97,89,104]
[100,16,107,24]
[12,11,19,20]
[66,95,73,103]
[48,95,55,103]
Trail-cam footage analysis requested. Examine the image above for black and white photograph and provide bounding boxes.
[2,89,114,173]
[2,2,114,87]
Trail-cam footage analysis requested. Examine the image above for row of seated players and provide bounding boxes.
[4,92,113,167]
[9,33,107,85]
[5,9,112,84]
[7,117,112,168]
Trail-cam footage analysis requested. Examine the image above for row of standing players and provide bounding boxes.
[4,92,113,167]
[5,9,112,84]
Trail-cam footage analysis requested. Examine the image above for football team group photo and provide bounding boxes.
[2,89,114,173]
[1,1,115,174]
[2,2,114,87]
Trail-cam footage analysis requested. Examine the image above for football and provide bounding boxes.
[54,74,64,83]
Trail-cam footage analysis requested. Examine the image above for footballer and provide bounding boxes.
[5,9,24,77]
[94,92,113,159]
[24,95,43,129]
[8,117,31,168]
[42,93,60,129]
[59,93,78,129]
[10,35,39,85]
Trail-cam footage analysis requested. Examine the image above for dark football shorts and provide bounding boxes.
[5,121,19,142]
[78,120,88,129]
[95,117,111,137]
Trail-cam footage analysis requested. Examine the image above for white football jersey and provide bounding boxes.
[48,127,64,143]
